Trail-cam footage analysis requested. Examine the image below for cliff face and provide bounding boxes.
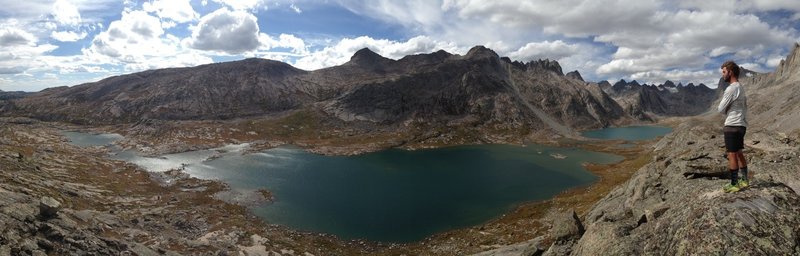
[3,46,630,136]
[741,43,800,134]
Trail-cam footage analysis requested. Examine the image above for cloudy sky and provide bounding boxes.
[1,0,799,92]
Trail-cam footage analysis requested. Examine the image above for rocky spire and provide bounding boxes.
[465,45,499,59]
[776,42,800,79]
[566,70,583,81]
[526,59,563,75]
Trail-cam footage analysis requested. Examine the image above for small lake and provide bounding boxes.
[581,126,672,141]
[62,131,124,147]
[62,131,623,242]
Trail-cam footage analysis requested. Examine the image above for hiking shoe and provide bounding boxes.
[737,179,750,189]
[723,183,740,193]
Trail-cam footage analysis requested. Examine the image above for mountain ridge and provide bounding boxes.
[2,46,640,142]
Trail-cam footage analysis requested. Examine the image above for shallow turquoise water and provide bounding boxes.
[61,131,123,147]
[62,132,623,242]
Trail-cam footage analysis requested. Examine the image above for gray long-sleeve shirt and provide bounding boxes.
[717,82,747,127]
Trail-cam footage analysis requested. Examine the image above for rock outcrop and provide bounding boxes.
[569,119,800,255]
[38,197,61,219]
[565,71,583,81]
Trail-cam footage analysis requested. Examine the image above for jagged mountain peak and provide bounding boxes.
[526,59,563,75]
[351,47,380,58]
[787,42,800,66]
[612,79,632,88]
[465,45,499,59]
[566,70,583,81]
[346,47,394,67]
[432,49,452,57]
[500,55,564,75]
[774,42,800,80]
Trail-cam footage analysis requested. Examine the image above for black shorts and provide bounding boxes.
[723,126,746,152]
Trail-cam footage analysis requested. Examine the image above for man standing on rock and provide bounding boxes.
[717,60,749,193]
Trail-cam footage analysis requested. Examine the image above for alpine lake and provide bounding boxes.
[62,125,671,242]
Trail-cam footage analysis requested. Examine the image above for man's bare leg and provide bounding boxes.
[727,152,740,187]
[736,150,749,182]
[728,152,739,170]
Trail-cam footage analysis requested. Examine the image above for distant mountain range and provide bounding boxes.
[0,90,32,101]
[598,79,716,120]
[0,46,718,138]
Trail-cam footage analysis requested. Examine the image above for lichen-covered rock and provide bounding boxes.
[551,210,584,241]
[38,197,61,218]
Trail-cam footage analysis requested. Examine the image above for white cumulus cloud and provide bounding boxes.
[143,0,199,24]
[50,30,88,42]
[292,35,466,70]
[80,10,212,73]
[258,33,308,54]
[51,0,82,26]
[508,40,579,62]
[0,27,37,47]
[335,0,800,85]
[210,0,267,11]
[186,8,261,54]
[86,10,166,59]
[0,25,58,78]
